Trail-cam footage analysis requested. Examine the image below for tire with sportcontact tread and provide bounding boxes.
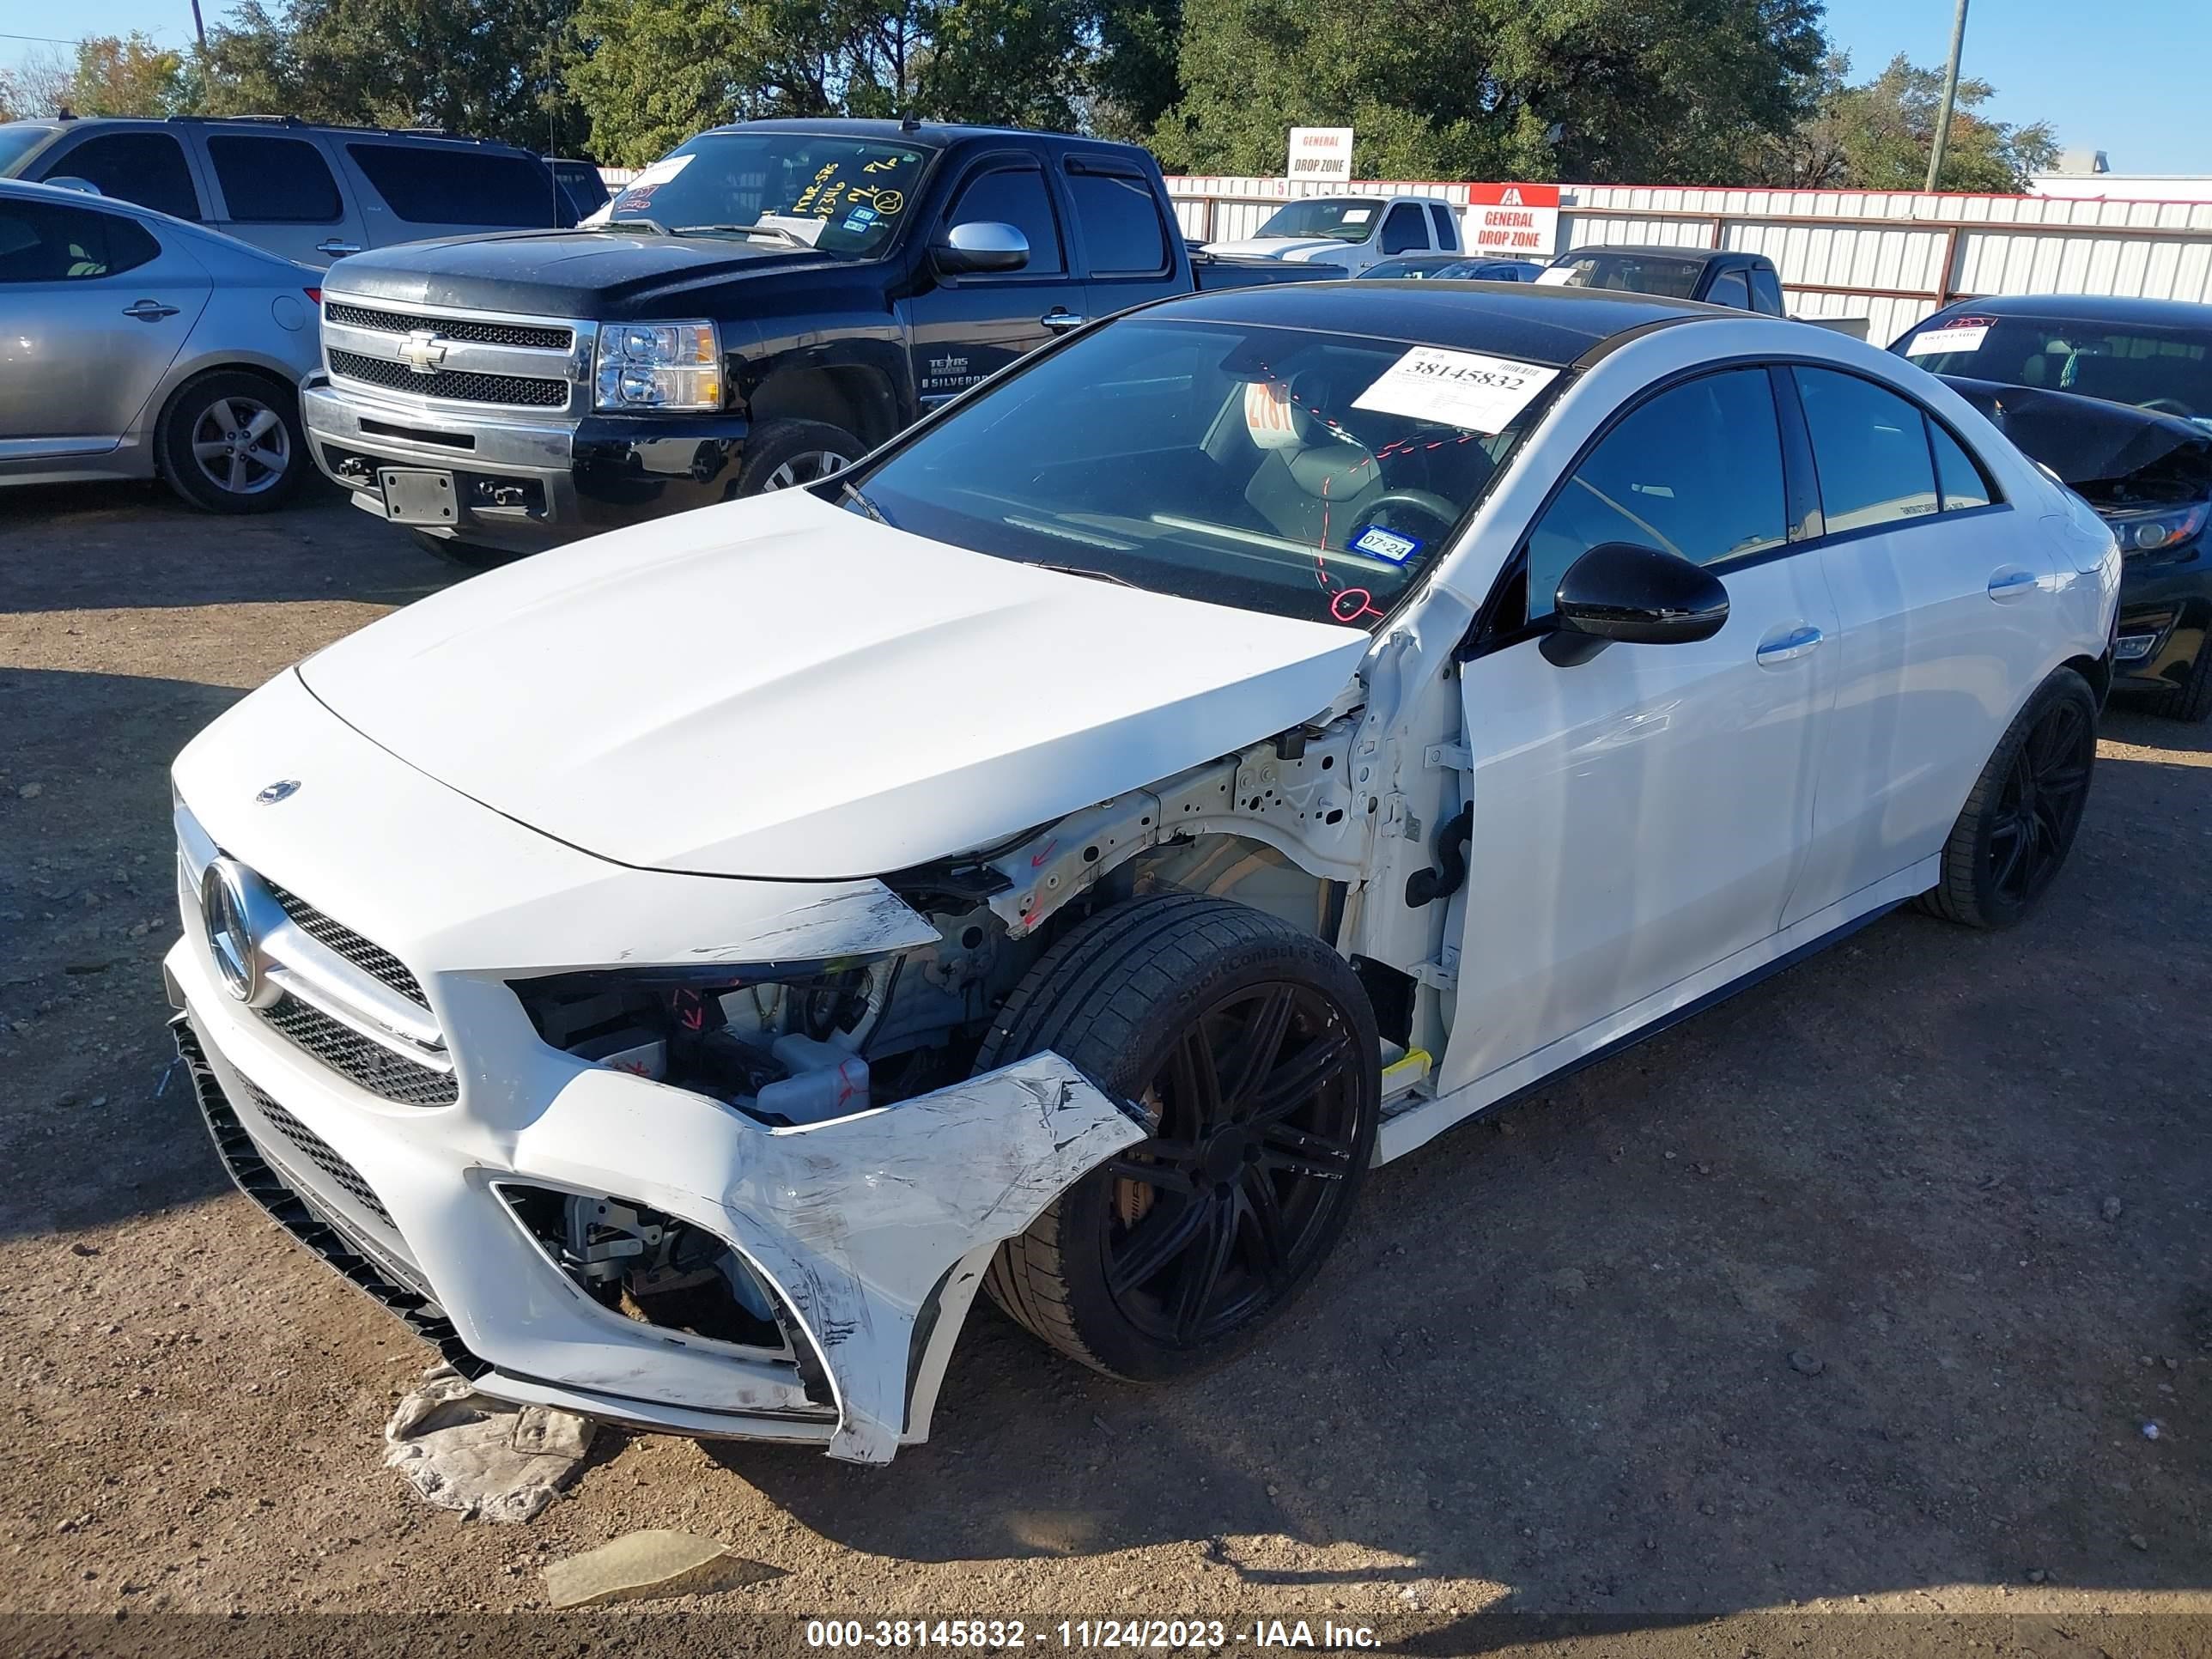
[977,893,1380,1382]
[154,369,307,514]
[1917,666,2097,930]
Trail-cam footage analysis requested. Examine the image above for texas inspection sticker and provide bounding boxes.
[1352,524,1421,563]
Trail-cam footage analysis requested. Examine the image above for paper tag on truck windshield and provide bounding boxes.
[611,153,693,216]
[1352,347,1559,434]
[1905,319,1992,356]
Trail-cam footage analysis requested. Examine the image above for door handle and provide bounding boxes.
[1987,568,2039,603]
[1754,624,1824,666]
[121,300,179,322]
[1039,309,1085,331]
[315,239,362,257]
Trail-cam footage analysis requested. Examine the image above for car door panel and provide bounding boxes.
[1445,556,1838,1092]
[0,198,208,460]
[900,155,1074,410]
[1779,368,2060,925]
[1443,366,1837,1093]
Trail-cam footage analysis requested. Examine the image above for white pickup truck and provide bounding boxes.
[1202,193,1461,276]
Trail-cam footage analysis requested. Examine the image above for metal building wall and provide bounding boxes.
[1168,177,2212,348]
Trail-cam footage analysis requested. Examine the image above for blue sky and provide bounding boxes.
[5,1,2209,174]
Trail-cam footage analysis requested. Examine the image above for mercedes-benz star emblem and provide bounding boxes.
[257,779,301,805]
[201,859,265,1004]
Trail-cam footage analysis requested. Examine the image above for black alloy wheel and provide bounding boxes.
[980,893,1381,1381]
[1103,980,1364,1349]
[1985,691,2094,908]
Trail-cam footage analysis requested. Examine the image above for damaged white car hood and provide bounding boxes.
[301,491,1367,881]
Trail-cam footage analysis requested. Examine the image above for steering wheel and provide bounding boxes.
[2141,397,2197,418]
[1360,489,1460,537]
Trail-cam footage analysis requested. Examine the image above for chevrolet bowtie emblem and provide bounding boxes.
[398,329,449,374]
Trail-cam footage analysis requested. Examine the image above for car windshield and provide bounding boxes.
[845,316,1562,630]
[1899,313,2212,422]
[603,131,933,257]
[1540,252,1701,299]
[0,124,57,176]
[1253,198,1387,242]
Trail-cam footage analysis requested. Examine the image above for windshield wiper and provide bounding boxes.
[606,216,670,234]
[1034,562,1136,587]
[673,222,816,250]
[839,481,892,526]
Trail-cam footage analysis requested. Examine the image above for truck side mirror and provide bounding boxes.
[933,222,1030,275]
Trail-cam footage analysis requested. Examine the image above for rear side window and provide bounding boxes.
[1378,203,1426,255]
[1526,368,1788,616]
[1427,204,1455,247]
[208,134,342,223]
[40,131,198,221]
[1065,166,1168,276]
[346,143,557,227]
[1749,266,1785,314]
[1793,368,1942,532]
[1705,268,1751,309]
[0,198,160,282]
[1930,421,1996,510]
[948,165,1064,276]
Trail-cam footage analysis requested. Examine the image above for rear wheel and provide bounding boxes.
[155,371,307,514]
[1918,667,2097,929]
[980,894,1379,1382]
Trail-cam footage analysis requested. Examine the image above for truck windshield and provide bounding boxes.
[1252,198,1386,242]
[605,131,934,257]
[1899,313,2212,422]
[847,317,1561,631]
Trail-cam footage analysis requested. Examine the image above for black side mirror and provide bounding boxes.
[1540,541,1729,665]
[932,221,1030,275]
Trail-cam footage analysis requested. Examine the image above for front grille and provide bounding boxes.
[324,301,573,352]
[174,1015,489,1380]
[265,880,427,1008]
[234,1073,395,1228]
[258,993,459,1107]
[329,349,568,409]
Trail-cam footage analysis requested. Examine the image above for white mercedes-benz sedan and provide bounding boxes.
[166,283,2119,1464]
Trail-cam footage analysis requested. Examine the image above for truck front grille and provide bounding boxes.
[324,301,574,352]
[258,994,459,1107]
[330,349,568,410]
[266,879,427,1008]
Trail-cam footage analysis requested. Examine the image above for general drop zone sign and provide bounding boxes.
[1287,128,1354,184]
[1466,183,1561,257]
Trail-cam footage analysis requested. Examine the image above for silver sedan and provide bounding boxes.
[0,179,324,512]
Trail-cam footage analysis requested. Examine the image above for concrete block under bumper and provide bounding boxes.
[172,1003,1143,1464]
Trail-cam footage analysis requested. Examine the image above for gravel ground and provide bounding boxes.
[2,478,2209,1654]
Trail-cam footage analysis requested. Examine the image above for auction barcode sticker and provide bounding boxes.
[1352,347,1559,434]
[1905,319,1992,356]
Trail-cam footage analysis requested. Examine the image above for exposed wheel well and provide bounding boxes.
[2063,651,2111,710]
[747,365,899,448]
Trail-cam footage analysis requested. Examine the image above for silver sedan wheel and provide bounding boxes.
[762,450,852,490]
[188,395,290,497]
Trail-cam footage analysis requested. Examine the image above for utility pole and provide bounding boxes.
[1925,0,1971,192]
[190,1,208,51]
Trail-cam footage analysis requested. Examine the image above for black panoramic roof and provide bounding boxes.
[1145,280,1721,368]
[1944,292,2212,329]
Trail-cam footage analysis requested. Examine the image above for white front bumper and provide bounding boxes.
[167,672,1142,1463]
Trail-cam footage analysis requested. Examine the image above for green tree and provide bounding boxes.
[1156,0,1826,183]
[196,0,585,154]
[69,33,195,117]
[1790,52,2057,192]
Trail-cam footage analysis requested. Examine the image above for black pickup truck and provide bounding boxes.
[304,119,1329,563]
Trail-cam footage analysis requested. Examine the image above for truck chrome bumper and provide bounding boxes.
[303,379,755,550]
